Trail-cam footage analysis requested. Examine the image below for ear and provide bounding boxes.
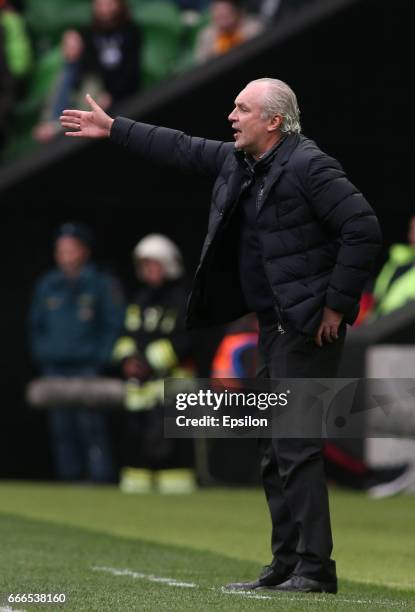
[267,114,283,133]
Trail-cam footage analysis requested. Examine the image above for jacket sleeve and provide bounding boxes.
[154,289,193,369]
[302,152,382,315]
[110,117,233,179]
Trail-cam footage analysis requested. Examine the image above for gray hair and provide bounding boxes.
[249,78,301,134]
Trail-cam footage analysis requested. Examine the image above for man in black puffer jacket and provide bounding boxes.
[60,78,382,594]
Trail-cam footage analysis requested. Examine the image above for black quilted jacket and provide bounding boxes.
[111,118,382,336]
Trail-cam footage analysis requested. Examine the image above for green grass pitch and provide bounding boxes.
[0,483,414,611]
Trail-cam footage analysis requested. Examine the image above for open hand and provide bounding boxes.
[60,94,114,138]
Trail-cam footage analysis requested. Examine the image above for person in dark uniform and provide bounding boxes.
[60,78,382,593]
[29,223,124,482]
[113,234,194,481]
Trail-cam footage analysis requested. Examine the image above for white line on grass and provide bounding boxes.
[239,595,410,606]
[0,607,26,612]
[220,589,410,607]
[91,566,410,607]
[219,588,273,600]
[91,565,196,588]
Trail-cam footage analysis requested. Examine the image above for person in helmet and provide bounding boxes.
[113,234,195,489]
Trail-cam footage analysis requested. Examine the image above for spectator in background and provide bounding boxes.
[371,215,415,317]
[195,0,263,62]
[113,234,195,491]
[29,223,124,482]
[0,23,13,150]
[0,0,32,96]
[355,214,415,325]
[33,30,106,144]
[79,0,142,109]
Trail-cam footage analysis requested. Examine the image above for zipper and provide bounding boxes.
[273,303,286,333]
[276,318,286,334]
[256,178,265,212]
[255,176,286,332]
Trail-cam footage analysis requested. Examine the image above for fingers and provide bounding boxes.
[61,121,81,130]
[315,325,323,348]
[61,110,82,118]
[315,324,339,347]
[323,329,334,344]
[60,110,83,133]
[86,93,100,110]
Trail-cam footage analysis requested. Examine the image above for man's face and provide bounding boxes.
[138,258,165,287]
[93,0,121,24]
[212,2,240,33]
[62,30,84,63]
[228,82,280,158]
[55,236,90,276]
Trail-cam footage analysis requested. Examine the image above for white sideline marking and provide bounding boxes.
[92,566,410,607]
[220,589,410,606]
[220,588,272,600]
[245,596,409,606]
[0,608,26,612]
[92,565,196,588]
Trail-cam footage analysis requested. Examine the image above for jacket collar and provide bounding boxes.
[233,132,299,167]
[225,133,301,214]
[255,132,301,212]
[55,262,95,284]
[235,135,287,175]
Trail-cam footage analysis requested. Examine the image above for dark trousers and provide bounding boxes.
[257,313,346,582]
[48,407,114,482]
[43,367,114,483]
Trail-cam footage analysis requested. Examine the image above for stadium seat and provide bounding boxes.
[131,1,184,86]
[2,45,63,162]
[25,0,91,48]
[173,9,210,73]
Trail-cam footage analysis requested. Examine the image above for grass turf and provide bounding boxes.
[0,483,414,611]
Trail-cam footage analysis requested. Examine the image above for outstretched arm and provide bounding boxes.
[60,94,113,138]
[60,94,232,178]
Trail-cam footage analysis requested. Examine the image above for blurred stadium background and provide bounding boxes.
[0,0,414,609]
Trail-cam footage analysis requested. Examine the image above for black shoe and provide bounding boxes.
[266,574,337,594]
[225,563,293,591]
